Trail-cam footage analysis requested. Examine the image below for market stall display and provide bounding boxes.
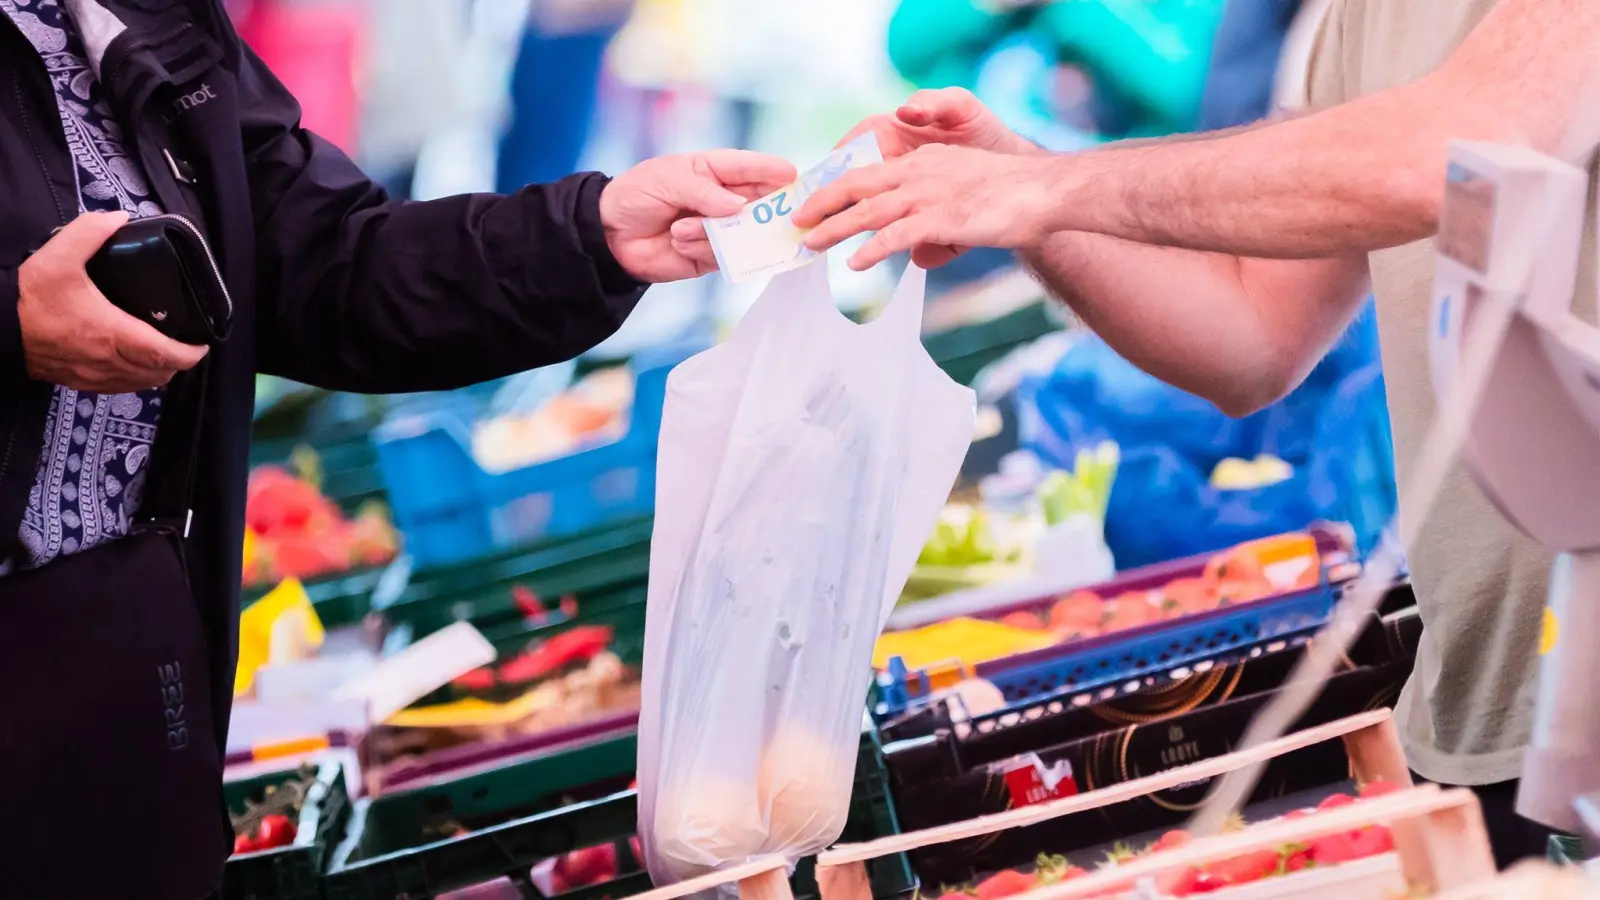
[876,530,1351,715]
[811,711,1495,900]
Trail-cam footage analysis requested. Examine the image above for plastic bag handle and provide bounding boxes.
[868,264,928,339]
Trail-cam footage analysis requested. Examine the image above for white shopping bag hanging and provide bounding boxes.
[636,259,976,888]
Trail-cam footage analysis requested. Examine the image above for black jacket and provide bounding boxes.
[0,0,648,760]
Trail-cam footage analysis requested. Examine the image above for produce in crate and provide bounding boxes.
[242,461,399,586]
[934,783,1405,899]
[471,366,634,472]
[369,646,641,770]
[875,534,1320,673]
[229,764,316,855]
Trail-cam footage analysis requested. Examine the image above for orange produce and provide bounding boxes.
[1102,592,1161,632]
[1158,577,1216,618]
[1000,610,1046,631]
[1049,590,1105,637]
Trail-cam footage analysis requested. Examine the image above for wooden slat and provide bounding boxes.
[819,710,1391,865]
[998,786,1470,900]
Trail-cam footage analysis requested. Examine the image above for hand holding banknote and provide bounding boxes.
[601,149,798,283]
[792,88,1063,272]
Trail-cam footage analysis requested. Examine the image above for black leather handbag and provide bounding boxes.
[83,214,232,347]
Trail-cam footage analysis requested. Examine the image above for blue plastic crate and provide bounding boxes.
[876,529,1358,717]
[977,583,1337,705]
[374,348,691,567]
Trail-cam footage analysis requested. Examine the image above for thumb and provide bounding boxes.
[110,311,209,371]
[901,87,981,129]
[46,211,130,265]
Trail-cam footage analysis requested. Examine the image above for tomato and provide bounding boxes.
[1159,578,1216,618]
[1358,779,1401,799]
[1000,611,1046,631]
[975,869,1035,900]
[628,836,643,867]
[1150,829,1192,852]
[1102,594,1160,632]
[1207,849,1280,886]
[1317,792,1356,811]
[233,833,260,855]
[255,814,296,850]
[1049,591,1105,635]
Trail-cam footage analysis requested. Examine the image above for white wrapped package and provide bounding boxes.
[636,260,976,887]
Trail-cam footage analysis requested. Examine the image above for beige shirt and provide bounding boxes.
[1306,0,1598,786]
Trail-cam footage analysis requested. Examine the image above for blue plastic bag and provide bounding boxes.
[1016,301,1395,568]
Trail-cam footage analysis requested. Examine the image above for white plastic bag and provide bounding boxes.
[636,260,976,887]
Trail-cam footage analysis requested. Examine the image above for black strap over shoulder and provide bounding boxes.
[137,359,208,536]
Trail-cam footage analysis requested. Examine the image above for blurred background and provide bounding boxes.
[227,4,1417,886]
[243,0,1394,588]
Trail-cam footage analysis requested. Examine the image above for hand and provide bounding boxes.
[600,149,798,283]
[841,86,1037,160]
[19,211,209,393]
[809,87,1043,268]
[794,143,1061,272]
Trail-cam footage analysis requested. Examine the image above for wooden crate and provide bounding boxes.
[811,709,1492,899]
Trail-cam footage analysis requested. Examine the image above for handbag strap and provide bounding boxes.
[137,359,209,537]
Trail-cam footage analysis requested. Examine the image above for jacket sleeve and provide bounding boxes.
[1,267,19,387]
[229,35,649,394]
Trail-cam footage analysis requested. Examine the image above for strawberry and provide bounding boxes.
[1207,849,1281,886]
[1158,867,1224,896]
[1150,829,1192,853]
[1307,832,1363,865]
[1358,780,1401,799]
[1033,854,1085,885]
[974,869,1034,900]
[1101,842,1138,867]
[1317,792,1356,811]
[1347,826,1395,858]
[1279,844,1312,873]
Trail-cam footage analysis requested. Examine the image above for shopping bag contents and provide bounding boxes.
[636,260,976,886]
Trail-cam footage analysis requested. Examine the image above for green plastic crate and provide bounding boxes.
[325,724,914,900]
[923,302,1059,387]
[324,733,640,900]
[378,518,654,638]
[221,760,352,900]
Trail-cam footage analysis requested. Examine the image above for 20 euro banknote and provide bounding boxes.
[704,132,884,284]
